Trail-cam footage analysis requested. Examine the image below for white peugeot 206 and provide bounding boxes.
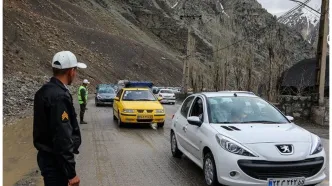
[170,91,326,186]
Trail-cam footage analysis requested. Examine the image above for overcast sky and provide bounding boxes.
[256,0,321,16]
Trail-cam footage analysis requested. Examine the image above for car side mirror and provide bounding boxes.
[187,116,202,127]
[286,116,294,122]
[114,97,120,101]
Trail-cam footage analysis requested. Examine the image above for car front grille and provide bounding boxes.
[99,99,113,102]
[137,110,153,113]
[238,157,324,180]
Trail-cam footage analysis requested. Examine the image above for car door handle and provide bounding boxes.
[183,126,187,132]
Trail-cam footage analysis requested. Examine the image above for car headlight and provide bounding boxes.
[156,109,164,113]
[311,135,323,155]
[97,94,102,99]
[123,109,135,113]
[215,134,257,157]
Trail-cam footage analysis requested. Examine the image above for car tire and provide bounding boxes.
[170,131,182,158]
[203,152,219,186]
[113,110,118,121]
[157,122,164,128]
[117,111,123,127]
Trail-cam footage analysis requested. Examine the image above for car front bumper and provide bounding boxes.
[214,150,326,186]
[119,113,165,123]
[160,98,176,103]
[96,98,114,105]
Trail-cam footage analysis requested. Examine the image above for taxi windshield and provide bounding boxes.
[122,90,157,101]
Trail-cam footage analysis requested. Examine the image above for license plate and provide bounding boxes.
[137,115,153,119]
[268,177,305,186]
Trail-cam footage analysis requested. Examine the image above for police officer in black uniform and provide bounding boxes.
[33,51,87,186]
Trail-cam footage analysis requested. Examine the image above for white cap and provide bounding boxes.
[52,51,87,69]
[83,79,90,84]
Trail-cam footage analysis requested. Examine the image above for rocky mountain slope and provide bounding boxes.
[277,0,321,46]
[4,0,315,124]
[4,0,183,124]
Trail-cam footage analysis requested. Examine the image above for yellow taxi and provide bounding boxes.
[113,87,165,127]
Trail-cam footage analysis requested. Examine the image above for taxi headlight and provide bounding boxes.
[123,109,135,113]
[156,109,164,113]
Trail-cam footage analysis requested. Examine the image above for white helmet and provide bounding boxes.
[83,79,90,84]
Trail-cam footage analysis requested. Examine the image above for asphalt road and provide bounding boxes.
[75,99,330,186]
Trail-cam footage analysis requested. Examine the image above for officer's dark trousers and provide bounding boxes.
[80,103,86,121]
[37,151,68,186]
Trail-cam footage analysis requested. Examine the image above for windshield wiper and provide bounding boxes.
[241,120,283,124]
[137,99,155,101]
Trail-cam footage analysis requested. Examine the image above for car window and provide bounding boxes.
[207,96,289,124]
[189,97,204,121]
[160,90,173,94]
[122,90,156,101]
[98,88,115,94]
[180,96,194,117]
[116,89,123,98]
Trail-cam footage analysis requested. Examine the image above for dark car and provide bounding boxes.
[95,86,116,106]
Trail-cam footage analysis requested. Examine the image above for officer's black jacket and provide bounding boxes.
[33,77,81,179]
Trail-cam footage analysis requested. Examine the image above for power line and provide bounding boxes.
[289,0,321,14]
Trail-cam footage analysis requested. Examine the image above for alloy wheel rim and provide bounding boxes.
[204,158,214,185]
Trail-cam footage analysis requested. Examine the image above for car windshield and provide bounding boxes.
[160,90,173,94]
[122,90,157,101]
[98,88,115,94]
[207,96,289,124]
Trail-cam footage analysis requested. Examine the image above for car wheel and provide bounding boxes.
[157,122,164,128]
[170,131,182,158]
[204,152,218,186]
[113,110,118,121]
[117,111,123,127]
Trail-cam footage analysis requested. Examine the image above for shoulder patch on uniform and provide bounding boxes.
[62,111,69,121]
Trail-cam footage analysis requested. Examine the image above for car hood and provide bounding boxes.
[211,123,312,144]
[121,101,163,110]
[98,93,116,97]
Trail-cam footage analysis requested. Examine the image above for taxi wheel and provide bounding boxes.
[117,111,124,127]
[157,122,164,128]
[113,110,117,121]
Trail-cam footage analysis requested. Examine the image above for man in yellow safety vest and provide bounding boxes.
[78,79,90,124]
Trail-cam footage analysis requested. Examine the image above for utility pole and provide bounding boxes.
[315,0,329,106]
[180,2,202,94]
